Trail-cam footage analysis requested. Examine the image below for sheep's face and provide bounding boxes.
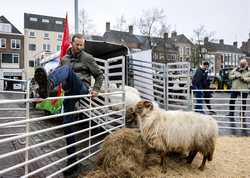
[126,107,138,128]
[134,100,153,117]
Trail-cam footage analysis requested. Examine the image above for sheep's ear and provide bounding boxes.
[127,107,134,113]
[143,100,153,110]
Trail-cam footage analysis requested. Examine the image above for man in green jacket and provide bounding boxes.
[34,34,104,175]
[228,58,250,127]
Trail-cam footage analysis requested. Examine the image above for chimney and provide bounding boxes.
[249,33,250,39]
[171,31,177,38]
[164,32,168,40]
[106,22,110,32]
[204,37,209,44]
[129,25,133,34]
[219,39,224,45]
[233,41,237,48]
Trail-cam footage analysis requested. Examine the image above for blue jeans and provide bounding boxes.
[48,65,89,161]
[194,90,204,113]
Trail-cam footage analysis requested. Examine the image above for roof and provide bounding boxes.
[103,30,141,44]
[0,16,22,34]
[205,41,243,54]
[171,34,193,45]
[24,13,64,32]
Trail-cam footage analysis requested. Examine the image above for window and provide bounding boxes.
[29,31,36,38]
[11,39,21,49]
[29,60,34,67]
[42,19,49,23]
[44,32,49,39]
[1,53,19,63]
[29,44,36,51]
[0,38,6,48]
[55,20,63,25]
[43,44,51,52]
[57,33,62,40]
[186,47,190,56]
[0,23,11,33]
[57,44,61,51]
[13,53,19,63]
[30,17,38,22]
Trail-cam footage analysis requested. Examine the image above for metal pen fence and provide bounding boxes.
[192,89,250,131]
[0,56,126,177]
[0,91,125,177]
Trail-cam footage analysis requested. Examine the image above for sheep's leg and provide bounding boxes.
[199,155,207,171]
[186,150,198,164]
[160,152,167,172]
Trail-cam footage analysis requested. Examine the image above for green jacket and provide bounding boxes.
[229,67,250,90]
[61,48,104,92]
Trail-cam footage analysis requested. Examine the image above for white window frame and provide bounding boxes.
[30,17,38,22]
[57,33,62,40]
[43,43,51,52]
[28,43,36,51]
[1,53,19,64]
[29,31,36,38]
[0,38,6,48]
[44,32,49,39]
[55,20,63,25]
[11,39,21,49]
[42,19,49,23]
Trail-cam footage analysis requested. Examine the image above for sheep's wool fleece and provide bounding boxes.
[140,109,218,152]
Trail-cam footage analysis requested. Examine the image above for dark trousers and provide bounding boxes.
[229,91,248,117]
[48,65,89,162]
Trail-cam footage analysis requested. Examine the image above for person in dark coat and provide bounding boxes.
[192,61,209,113]
[203,70,216,115]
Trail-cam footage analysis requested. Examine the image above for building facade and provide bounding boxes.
[24,13,64,79]
[204,37,245,75]
[0,16,25,90]
[240,33,250,57]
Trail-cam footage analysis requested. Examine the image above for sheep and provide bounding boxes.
[95,128,148,177]
[108,85,141,111]
[134,100,218,171]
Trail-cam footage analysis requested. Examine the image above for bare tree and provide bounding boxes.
[136,8,169,48]
[192,25,216,67]
[79,8,95,37]
[113,15,127,31]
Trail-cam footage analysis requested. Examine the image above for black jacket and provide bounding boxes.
[192,67,207,89]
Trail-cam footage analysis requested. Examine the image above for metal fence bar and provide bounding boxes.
[24,80,30,175]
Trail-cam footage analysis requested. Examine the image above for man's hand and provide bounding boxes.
[90,90,98,98]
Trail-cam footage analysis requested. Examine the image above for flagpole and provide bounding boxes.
[74,0,79,33]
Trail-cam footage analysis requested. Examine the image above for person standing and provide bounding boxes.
[192,61,209,113]
[228,58,250,128]
[34,34,104,175]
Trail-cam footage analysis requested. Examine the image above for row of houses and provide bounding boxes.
[0,13,250,90]
[0,14,64,90]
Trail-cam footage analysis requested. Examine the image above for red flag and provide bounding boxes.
[51,14,70,106]
[60,14,70,60]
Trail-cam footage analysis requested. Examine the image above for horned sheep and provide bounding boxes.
[134,100,218,171]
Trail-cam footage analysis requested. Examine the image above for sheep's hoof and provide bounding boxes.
[198,166,205,171]
[161,167,167,173]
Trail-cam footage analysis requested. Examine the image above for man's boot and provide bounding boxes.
[63,157,79,176]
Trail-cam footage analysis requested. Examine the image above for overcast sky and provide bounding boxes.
[1,0,250,45]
